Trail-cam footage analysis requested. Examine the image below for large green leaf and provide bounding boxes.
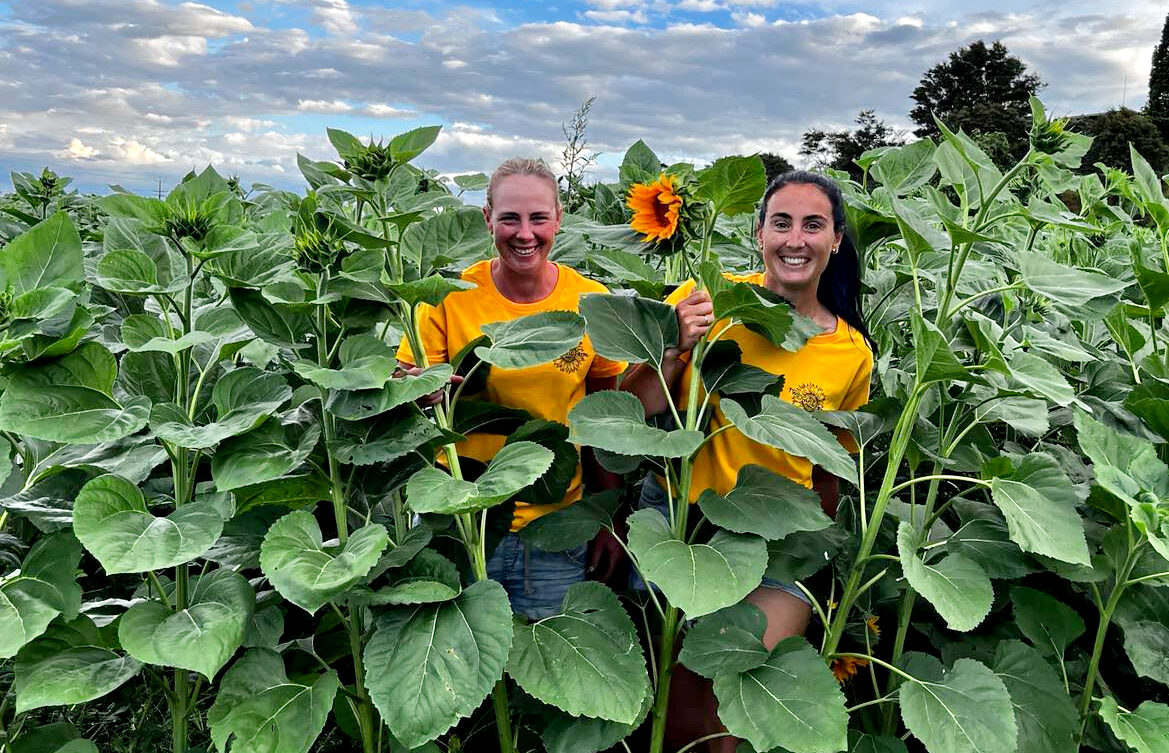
[1076,410,1169,504]
[507,582,648,722]
[364,579,513,748]
[0,385,149,445]
[678,602,768,679]
[697,464,830,540]
[713,637,848,753]
[711,282,819,351]
[0,343,148,444]
[519,489,622,552]
[541,691,652,753]
[897,522,992,632]
[0,533,82,658]
[569,390,703,458]
[229,288,313,349]
[872,139,938,195]
[1007,351,1076,407]
[1018,254,1127,307]
[402,207,493,274]
[579,293,678,368]
[14,619,142,714]
[1009,586,1085,658]
[407,441,553,514]
[387,276,476,308]
[992,641,1077,753]
[987,453,1090,566]
[1098,697,1169,753]
[721,396,858,485]
[259,510,388,614]
[330,406,441,466]
[324,364,452,421]
[1121,621,1169,686]
[151,367,292,449]
[627,508,766,617]
[475,311,586,369]
[472,422,565,510]
[899,654,1016,753]
[73,474,226,574]
[701,340,783,398]
[291,334,396,390]
[211,412,320,491]
[912,312,973,384]
[121,314,215,354]
[948,500,1038,580]
[357,550,461,607]
[390,125,442,163]
[695,155,766,216]
[118,569,254,679]
[208,649,339,753]
[1,211,83,294]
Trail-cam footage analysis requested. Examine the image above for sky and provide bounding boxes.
[0,0,1164,195]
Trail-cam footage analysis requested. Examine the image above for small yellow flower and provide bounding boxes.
[866,615,881,637]
[830,656,869,684]
[826,599,838,610]
[627,173,682,243]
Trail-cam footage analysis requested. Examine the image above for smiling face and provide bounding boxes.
[483,173,561,279]
[757,182,843,302]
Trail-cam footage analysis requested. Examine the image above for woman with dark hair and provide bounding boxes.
[623,170,873,752]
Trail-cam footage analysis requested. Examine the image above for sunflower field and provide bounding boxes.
[0,98,1167,753]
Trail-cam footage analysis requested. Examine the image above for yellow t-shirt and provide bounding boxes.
[397,259,626,529]
[667,273,873,499]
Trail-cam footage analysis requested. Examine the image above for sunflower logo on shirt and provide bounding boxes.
[554,343,588,373]
[790,383,826,412]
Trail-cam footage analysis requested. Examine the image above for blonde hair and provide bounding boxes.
[485,158,561,211]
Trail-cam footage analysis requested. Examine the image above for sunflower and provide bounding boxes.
[830,655,869,684]
[627,173,683,243]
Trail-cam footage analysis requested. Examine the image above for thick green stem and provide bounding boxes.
[648,607,682,753]
[823,387,923,658]
[1078,546,1139,730]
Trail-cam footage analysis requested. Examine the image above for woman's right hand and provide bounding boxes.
[399,364,463,407]
[672,289,714,354]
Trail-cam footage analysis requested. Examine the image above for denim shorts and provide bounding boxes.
[631,473,811,606]
[487,532,587,620]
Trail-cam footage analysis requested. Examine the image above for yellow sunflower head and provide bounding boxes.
[830,655,869,684]
[627,173,683,243]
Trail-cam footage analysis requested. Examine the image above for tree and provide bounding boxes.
[909,40,1044,161]
[1147,13,1169,141]
[758,152,793,183]
[799,110,905,183]
[1071,108,1169,175]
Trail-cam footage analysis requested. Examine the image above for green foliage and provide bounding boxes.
[4,112,1169,753]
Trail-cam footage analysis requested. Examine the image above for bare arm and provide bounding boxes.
[811,465,839,519]
[619,290,714,417]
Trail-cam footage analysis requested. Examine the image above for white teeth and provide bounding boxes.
[512,247,536,257]
[779,256,809,267]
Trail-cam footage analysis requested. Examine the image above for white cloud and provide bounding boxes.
[109,138,170,165]
[131,35,208,66]
[677,0,723,11]
[732,11,767,26]
[312,0,358,35]
[1,0,1164,193]
[364,104,414,118]
[297,99,354,113]
[62,138,98,160]
[583,9,649,23]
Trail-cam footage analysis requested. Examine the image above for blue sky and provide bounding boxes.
[0,0,1163,195]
